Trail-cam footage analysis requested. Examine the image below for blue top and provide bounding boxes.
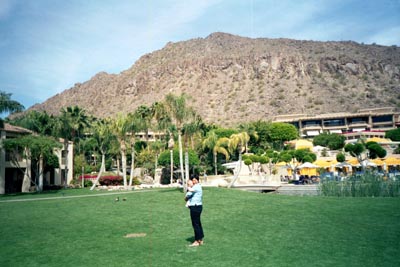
[186,183,203,206]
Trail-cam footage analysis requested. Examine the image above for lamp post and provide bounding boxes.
[168,135,174,185]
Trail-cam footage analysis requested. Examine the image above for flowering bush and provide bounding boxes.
[99,175,123,186]
[78,174,97,179]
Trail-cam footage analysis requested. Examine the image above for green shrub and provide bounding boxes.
[244,159,252,166]
[84,180,93,187]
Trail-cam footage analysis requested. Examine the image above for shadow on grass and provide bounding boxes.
[185,236,195,243]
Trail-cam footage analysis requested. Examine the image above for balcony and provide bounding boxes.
[349,121,369,127]
[371,121,394,126]
[302,124,322,130]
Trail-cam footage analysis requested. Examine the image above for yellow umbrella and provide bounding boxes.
[313,159,332,168]
[299,168,317,176]
[314,159,338,172]
[347,158,360,166]
[371,158,384,166]
[366,137,391,143]
[384,157,400,166]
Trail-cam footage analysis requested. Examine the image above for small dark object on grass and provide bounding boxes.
[122,198,126,201]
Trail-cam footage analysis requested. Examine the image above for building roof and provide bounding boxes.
[1,123,33,134]
[274,107,399,122]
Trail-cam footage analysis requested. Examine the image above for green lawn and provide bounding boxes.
[1,188,399,267]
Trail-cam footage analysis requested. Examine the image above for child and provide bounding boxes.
[185,179,194,208]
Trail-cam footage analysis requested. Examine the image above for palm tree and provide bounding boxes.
[228,132,250,188]
[135,105,152,143]
[183,113,205,150]
[12,110,54,136]
[90,119,113,190]
[164,93,192,189]
[111,113,130,189]
[64,106,90,152]
[238,123,259,153]
[127,112,142,187]
[0,91,24,127]
[228,132,250,157]
[181,110,202,182]
[202,130,230,175]
[56,106,89,186]
[151,101,171,141]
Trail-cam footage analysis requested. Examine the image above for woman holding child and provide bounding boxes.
[185,177,204,247]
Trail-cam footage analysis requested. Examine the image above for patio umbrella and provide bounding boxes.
[335,162,353,173]
[361,160,377,167]
[298,162,318,169]
[297,162,318,176]
[335,162,352,168]
[371,159,385,166]
[346,158,360,166]
[384,157,400,166]
[313,159,333,168]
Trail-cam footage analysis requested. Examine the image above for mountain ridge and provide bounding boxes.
[27,32,400,126]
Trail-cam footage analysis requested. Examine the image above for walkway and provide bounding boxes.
[233,184,319,196]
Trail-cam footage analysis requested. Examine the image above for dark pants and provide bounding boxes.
[189,205,204,241]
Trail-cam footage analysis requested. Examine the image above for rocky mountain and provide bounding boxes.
[28,32,400,126]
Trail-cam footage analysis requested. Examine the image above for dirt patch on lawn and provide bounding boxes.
[124,233,147,238]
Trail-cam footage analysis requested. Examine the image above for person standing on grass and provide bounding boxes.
[185,176,204,247]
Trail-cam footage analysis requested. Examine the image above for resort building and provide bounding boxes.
[273,107,400,138]
[135,131,165,142]
[0,123,73,194]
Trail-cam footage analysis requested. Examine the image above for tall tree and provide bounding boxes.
[127,112,142,187]
[3,135,61,192]
[164,93,191,189]
[135,105,153,143]
[228,131,250,187]
[183,113,205,150]
[0,91,24,127]
[151,102,171,137]
[90,119,114,190]
[228,132,250,158]
[313,132,345,150]
[10,110,55,136]
[55,106,89,186]
[385,128,400,141]
[238,123,259,153]
[266,122,298,150]
[345,141,386,170]
[111,113,130,189]
[202,130,230,175]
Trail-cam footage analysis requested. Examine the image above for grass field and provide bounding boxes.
[1,188,399,267]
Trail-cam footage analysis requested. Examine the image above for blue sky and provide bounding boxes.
[1,0,399,115]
